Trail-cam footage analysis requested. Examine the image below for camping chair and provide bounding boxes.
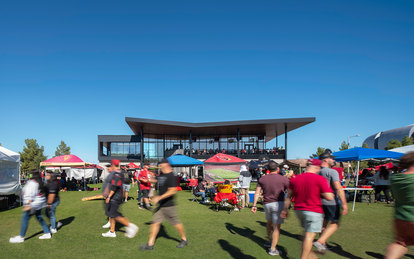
[188,179,199,203]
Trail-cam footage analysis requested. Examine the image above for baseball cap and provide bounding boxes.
[111,159,120,166]
[283,165,289,169]
[308,159,322,166]
[159,158,170,164]
[319,152,336,160]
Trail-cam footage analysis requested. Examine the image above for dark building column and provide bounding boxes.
[237,128,240,157]
[275,130,278,148]
[163,134,166,158]
[140,127,144,164]
[284,123,288,159]
[189,131,192,158]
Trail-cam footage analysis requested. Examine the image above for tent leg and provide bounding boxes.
[352,161,360,212]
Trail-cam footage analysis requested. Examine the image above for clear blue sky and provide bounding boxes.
[1,0,413,163]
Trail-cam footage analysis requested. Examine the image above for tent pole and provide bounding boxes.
[352,160,360,211]
[83,165,86,191]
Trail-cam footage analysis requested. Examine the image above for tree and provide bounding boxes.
[362,142,369,148]
[20,139,47,173]
[55,141,71,157]
[310,147,326,158]
[402,136,413,146]
[339,141,349,151]
[385,139,402,150]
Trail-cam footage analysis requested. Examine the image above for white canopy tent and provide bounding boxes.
[46,167,98,181]
[390,144,414,154]
[0,146,21,195]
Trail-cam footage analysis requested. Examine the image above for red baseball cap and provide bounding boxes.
[111,159,120,166]
[308,159,322,166]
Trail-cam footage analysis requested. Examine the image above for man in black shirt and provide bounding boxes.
[140,159,188,250]
[102,159,138,238]
[122,166,134,202]
[45,171,62,234]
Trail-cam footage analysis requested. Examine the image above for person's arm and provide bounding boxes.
[47,193,56,206]
[105,190,115,203]
[251,185,262,213]
[281,189,293,219]
[322,192,334,201]
[333,181,348,215]
[152,187,177,204]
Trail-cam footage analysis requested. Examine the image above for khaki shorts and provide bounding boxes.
[153,206,181,226]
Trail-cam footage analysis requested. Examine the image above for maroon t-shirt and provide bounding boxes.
[258,173,290,204]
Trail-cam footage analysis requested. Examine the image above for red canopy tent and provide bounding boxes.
[40,155,88,167]
[203,153,247,182]
[127,162,140,169]
[204,153,246,165]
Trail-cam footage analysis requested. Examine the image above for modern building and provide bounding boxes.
[98,117,315,163]
[363,124,414,150]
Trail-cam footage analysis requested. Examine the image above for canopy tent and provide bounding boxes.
[332,148,404,211]
[40,155,89,167]
[127,162,140,169]
[204,153,247,182]
[0,146,21,195]
[390,144,414,154]
[168,154,203,167]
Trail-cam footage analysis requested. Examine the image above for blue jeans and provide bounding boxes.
[45,200,60,229]
[138,184,142,204]
[196,192,206,202]
[20,210,50,237]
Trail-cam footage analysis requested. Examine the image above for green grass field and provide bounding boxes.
[1,185,413,259]
[205,169,240,181]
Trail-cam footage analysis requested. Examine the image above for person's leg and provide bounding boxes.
[50,200,60,229]
[270,224,281,251]
[138,185,142,205]
[125,191,129,201]
[174,223,187,241]
[317,222,338,245]
[19,211,31,237]
[240,188,245,208]
[384,186,391,203]
[115,216,130,227]
[245,188,250,207]
[35,210,50,234]
[375,186,381,202]
[385,243,408,259]
[266,220,273,240]
[109,217,116,233]
[302,232,316,259]
[148,222,161,246]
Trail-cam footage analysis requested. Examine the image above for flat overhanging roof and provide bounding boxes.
[125,117,315,142]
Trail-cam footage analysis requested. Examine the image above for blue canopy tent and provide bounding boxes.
[168,154,203,179]
[332,147,404,211]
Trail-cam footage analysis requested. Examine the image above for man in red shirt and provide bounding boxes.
[281,159,334,259]
[138,163,152,210]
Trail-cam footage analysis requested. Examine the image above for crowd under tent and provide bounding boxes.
[168,154,203,178]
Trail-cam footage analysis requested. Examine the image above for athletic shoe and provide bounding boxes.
[9,235,24,243]
[176,239,188,248]
[313,241,327,252]
[102,221,111,228]
[223,202,230,207]
[56,222,63,228]
[268,249,280,256]
[50,228,57,234]
[125,223,139,238]
[39,233,52,239]
[233,207,239,211]
[102,231,116,238]
[124,200,128,203]
[140,244,154,251]
[138,206,144,210]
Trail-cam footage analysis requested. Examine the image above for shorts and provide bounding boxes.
[123,184,131,192]
[295,210,324,233]
[141,189,150,198]
[153,206,181,226]
[394,219,414,247]
[105,202,123,218]
[263,201,284,224]
[323,205,341,222]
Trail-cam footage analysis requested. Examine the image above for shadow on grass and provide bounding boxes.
[26,216,75,240]
[225,222,288,259]
[218,239,256,259]
[324,242,363,259]
[366,251,382,258]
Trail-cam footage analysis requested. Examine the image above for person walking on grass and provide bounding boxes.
[239,164,252,208]
[10,170,51,243]
[251,161,289,256]
[385,152,414,259]
[45,171,62,234]
[138,163,152,210]
[313,151,348,252]
[281,159,334,259]
[101,159,138,238]
[122,165,134,202]
[140,159,188,251]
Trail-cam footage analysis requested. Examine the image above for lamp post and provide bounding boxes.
[347,134,360,148]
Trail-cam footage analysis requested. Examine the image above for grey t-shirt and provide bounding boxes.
[319,167,340,205]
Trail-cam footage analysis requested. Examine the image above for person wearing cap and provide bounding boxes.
[45,171,63,234]
[251,161,290,256]
[238,164,252,208]
[313,152,348,252]
[140,159,188,251]
[385,152,414,259]
[138,163,152,210]
[101,159,138,238]
[281,159,334,259]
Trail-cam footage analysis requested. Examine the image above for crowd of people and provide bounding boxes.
[8,151,414,259]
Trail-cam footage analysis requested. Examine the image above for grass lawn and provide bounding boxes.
[1,185,413,259]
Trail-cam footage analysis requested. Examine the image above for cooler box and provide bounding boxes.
[248,191,255,201]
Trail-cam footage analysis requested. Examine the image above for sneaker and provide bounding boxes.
[50,228,57,234]
[140,244,154,251]
[9,235,24,243]
[138,206,144,210]
[268,249,280,256]
[102,231,116,238]
[102,221,111,228]
[56,222,63,229]
[313,241,327,252]
[176,239,188,248]
[223,202,230,207]
[124,200,128,203]
[234,207,239,211]
[125,223,139,238]
[145,205,152,211]
[39,233,52,239]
